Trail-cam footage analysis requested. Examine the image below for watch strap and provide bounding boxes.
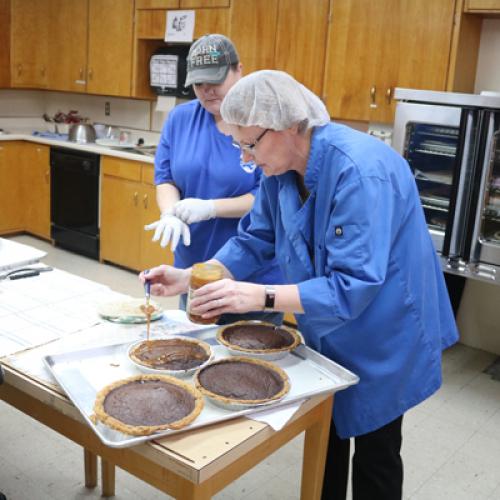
[264,286,276,311]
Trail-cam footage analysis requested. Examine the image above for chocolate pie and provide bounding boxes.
[129,337,211,372]
[194,357,290,406]
[93,374,204,435]
[217,321,301,355]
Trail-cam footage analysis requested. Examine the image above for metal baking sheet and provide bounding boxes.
[43,329,359,448]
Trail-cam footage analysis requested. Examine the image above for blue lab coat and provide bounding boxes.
[215,123,459,438]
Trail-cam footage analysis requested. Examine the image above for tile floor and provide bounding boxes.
[1,235,500,500]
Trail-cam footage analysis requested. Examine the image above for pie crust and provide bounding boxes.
[217,321,301,355]
[194,356,290,406]
[93,374,204,435]
[129,337,212,372]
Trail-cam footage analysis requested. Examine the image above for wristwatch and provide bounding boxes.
[264,286,276,312]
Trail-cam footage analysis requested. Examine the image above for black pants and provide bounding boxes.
[321,416,403,500]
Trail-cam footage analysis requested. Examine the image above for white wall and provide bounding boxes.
[0,89,190,133]
[474,18,500,93]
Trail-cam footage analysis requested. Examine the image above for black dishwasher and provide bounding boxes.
[50,147,100,259]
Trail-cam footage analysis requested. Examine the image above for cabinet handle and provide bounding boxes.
[45,170,49,182]
[143,194,148,209]
[41,66,46,77]
[369,86,377,108]
[386,87,392,104]
[79,68,84,80]
[17,64,22,76]
[88,68,93,80]
[133,192,138,206]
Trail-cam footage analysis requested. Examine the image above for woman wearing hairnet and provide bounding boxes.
[140,70,458,500]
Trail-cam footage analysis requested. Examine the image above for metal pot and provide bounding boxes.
[68,123,97,144]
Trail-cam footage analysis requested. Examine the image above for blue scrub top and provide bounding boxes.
[155,99,282,285]
[215,123,459,438]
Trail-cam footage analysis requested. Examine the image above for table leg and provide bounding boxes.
[83,448,97,488]
[101,459,116,497]
[300,395,333,500]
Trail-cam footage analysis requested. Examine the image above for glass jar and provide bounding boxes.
[187,263,223,324]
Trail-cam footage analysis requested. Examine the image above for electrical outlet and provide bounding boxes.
[105,102,110,116]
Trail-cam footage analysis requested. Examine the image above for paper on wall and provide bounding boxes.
[165,10,195,43]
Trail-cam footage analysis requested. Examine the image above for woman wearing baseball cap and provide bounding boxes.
[145,34,283,324]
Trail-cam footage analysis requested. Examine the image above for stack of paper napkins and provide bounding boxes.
[0,238,47,272]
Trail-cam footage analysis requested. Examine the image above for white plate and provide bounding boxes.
[98,298,163,324]
[127,337,213,377]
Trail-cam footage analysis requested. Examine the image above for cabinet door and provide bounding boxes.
[0,142,25,234]
[101,175,142,270]
[466,0,500,10]
[23,144,50,239]
[0,0,10,87]
[274,0,330,96]
[140,183,174,269]
[48,0,88,92]
[229,0,279,74]
[11,0,49,88]
[87,0,134,96]
[324,0,457,123]
[324,0,388,121]
[180,0,229,7]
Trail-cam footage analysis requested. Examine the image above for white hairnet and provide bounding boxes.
[220,70,330,131]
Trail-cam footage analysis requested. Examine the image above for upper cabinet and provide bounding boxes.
[323,0,464,123]
[5,0,490,121]
[13,0,133,96]
[465,0,500,11]
[274,0,330,96]
[10,0,49,88]
[87,0,134,96]
[228,0,278,74]
[0,0,10,88]
[48,0,88,93]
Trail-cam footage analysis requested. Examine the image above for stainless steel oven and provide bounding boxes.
[393,88,500,284]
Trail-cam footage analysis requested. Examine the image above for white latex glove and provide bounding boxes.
[173,198,216,224]
[144,214,191,251]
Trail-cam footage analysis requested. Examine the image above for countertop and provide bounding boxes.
[0,130,156,164]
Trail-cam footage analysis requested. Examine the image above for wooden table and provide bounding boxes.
[0,363,333,499]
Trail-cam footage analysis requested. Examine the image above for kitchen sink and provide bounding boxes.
[130,146,157,157]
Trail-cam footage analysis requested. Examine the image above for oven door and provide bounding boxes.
[469,110,500,271]
[393,102,463,254]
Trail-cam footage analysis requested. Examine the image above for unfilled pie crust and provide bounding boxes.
[194,357,290,406]
[217,321,301,354]
[129,337,211,371]
[93,374,204,435]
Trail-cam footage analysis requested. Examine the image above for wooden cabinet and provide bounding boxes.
[136,0,229,7]
[229,0,278,74]
[101,157,173,271]
[274,0,329,96]
[0,142,50,238]
[48,0,88,92]
[0,0,10,88]
[0,142,25,234]
[22,144,50,239]
[87,0,134,96]
[323,0,475,123]
[10,0,49,88]
[465,0,500,11]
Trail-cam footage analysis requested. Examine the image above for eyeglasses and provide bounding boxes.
[232,129,270,154]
